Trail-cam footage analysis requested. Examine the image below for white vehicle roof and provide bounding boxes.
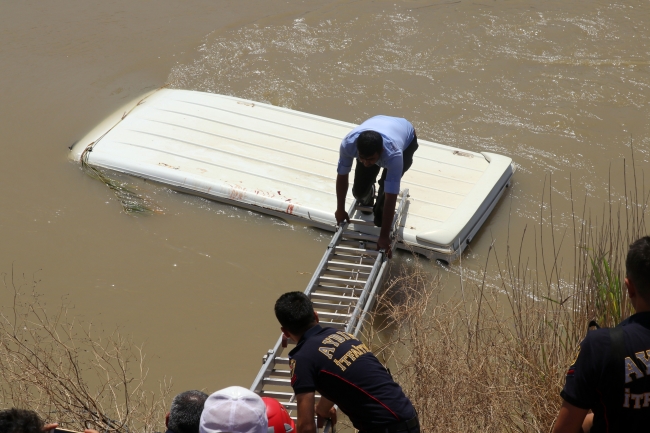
[70,89,514,261]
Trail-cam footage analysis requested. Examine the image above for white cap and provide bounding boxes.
[200,386,268,433]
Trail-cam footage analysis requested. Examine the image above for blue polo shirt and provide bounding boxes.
[561,312,650,432]
[337,116,415,195]
[288,325,415,430]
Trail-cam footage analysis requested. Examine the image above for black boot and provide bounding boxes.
[358,184,375,215]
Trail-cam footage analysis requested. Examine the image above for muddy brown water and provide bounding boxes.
[1,0,650,402]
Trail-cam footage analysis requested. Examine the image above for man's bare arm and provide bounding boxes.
[377,192,397,257]
[315,396,337,428]
[552,400,589,433]
[335,174,350,224]
[296,392,317,433]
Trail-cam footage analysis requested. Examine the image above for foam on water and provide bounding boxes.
[167,0,650,271]
[169,3,650,147]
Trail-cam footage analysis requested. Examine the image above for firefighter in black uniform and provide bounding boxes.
[553,236,650,433]
[274,292,419,433]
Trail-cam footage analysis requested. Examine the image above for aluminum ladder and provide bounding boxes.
[250,189,409,419]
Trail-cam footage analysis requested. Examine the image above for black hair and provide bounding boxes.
[168,390,208,433]
[626,236,650,301]
[0,409,44,433]
[275,291,316,335]
[355,131,383,158]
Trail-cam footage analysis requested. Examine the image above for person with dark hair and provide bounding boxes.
[553,236,650,432]
[166,390,209,433]
[274,292,418,433]
[0,408,98,433]
[0,409,46,433]
[335,116,418,257]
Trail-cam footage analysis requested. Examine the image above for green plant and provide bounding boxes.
[591,256,623,326]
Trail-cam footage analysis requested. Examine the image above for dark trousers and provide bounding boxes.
[351,135,419,227]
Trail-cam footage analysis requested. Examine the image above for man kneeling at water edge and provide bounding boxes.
[274,291,419,433]
[334,116,418,258]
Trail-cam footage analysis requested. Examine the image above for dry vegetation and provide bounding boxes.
[1,155,646,432]
[0,269,171,432]
[366,158,648,432]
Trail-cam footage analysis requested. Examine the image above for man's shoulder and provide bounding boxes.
[302,326,340,344]
[621,311,650,331]
[567,327,611,370]
[582,327,611,344]
[291,327,338,353]
[573,318,650,362]
[579,327,612,353]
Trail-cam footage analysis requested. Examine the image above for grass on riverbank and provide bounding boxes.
[1,155,647,432]
[367,158,647,432]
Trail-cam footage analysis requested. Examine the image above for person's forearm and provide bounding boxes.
[552,401,588,433]
[380,193,398,238]
[316,396,335,416]
[298,417,317,433]
[296,392,317,433]
[336,174,349,211]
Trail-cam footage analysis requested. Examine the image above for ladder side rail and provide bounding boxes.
[250,334,285,393]
[304,247,338,296]
[353,222,403,336]
[353,260,388,337]
[353,190,409,336]
[304,198,359,297]
[391,189,409,241]
[344,189,408,336]
[344,254,383,335]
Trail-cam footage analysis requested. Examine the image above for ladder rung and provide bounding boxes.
[338,240,377,250]
[355,205,373,212]
[349,219,375,226]
[272,369,292,377]
[339,239,376,249]
[319,320,346,330]
[326,260,374,270]
[317,311,352,320]
[274,357,290,365]
[331,254,376,265]
[311,292,360,302]
[336,243,370,250]
[259,391,321,403]
[335,246,380,256]
[319,276,367,287]
[330,254,375,267]
[263,378,292,386]
[314,285,361,295]
[342,231,380,242]
[313,301,355,311]
[335,246,374,254]
[261,391,294,399]
[322,269,370,279]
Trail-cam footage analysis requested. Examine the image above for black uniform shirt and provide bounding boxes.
[561,312,650,432]
[289,325,415,430]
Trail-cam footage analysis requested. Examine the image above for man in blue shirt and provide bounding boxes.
[553,236,650,433]
[335,116,418,257]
